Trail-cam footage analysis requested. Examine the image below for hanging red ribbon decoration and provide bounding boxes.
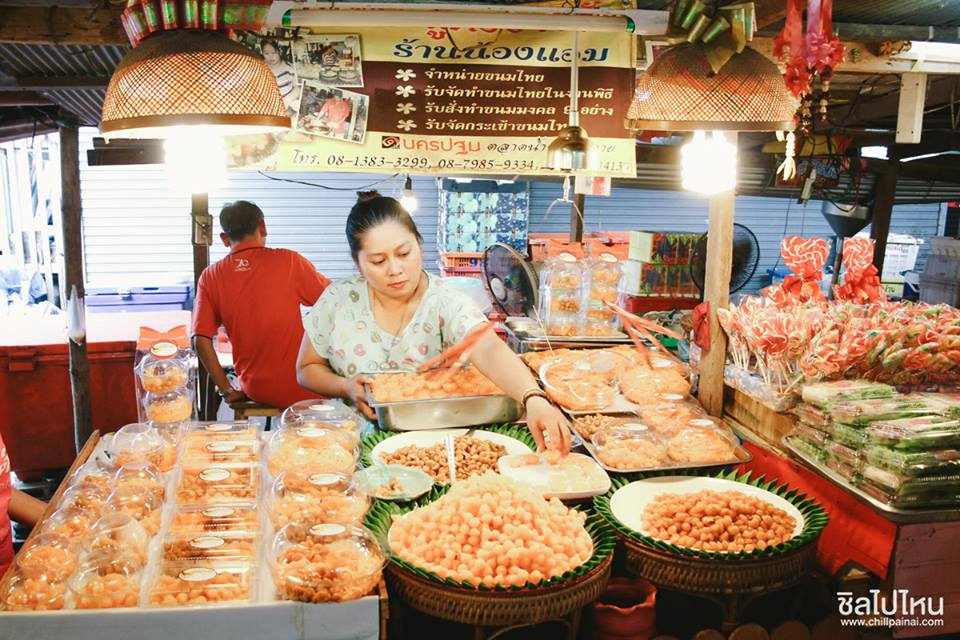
[773,0,844,99]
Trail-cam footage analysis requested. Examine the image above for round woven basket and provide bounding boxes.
[386,554,613,627]
[622,535,816,595]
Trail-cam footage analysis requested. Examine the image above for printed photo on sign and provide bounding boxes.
[295,81,369,144]
[292,34,363,88]
[233,28,302,116]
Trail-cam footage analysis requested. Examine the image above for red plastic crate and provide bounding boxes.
[439,252,484,269]
[621,295,700,314]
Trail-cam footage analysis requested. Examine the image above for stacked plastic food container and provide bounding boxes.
[538,250,628,337]
[2,400,386,612]
[136,340,194,462]
[789,380,960,509]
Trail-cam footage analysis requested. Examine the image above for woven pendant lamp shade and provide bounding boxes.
[101,30,289,139]
[627,43,798,132]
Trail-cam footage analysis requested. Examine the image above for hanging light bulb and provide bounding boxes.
[547,31,596,172]
[681,131,737,195]
[163,126,227,194]
[400,175,418,213]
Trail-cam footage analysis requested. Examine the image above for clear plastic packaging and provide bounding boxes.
[865,445,960,478]
[539,254,585,336]
[144,388,193,425]
[825,456,862,484]
[825,440,863,467]
[153,421,185,471]
[861,477,960,509]
[867,415,960,451]
[148,561,254,607]
[163,530,259,564]
[792,422,831,447]
[571,414,633,442]
[137,352,190,394]
[543,312,580,338]
[665,423,737,464]
[41,505,98,539]
[271,523,385,603]
[620,364,692,403]
[787,435,827,462]
[180,437,261,466]
[280,400,363,448]
[637,400,707,437]
[791,403,832,430]
[85,512,151,562]
[910,392,960,418]
[184,421,260,442]
[68,550,143,609]
[176,463,262,506]
[862,464,960,499]
[2,570,66,611]
[169,504,261,536]
[67,467,112,494]
[801,380,895,408]
[592,425,667,470]
[829,422,867,449]
[59,483,111,515]
[114,461,166,501]
[104,484,163,536]
[265,427,359,477]
[539,351,622,412]
[268,471,369,530]
[827,396,932,426]
[15,533,79,582]
[108,423,169,471]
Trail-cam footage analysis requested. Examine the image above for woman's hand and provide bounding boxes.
[344,374,376,419]
[525,396,572,453]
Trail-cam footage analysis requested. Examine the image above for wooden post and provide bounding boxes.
[191,192,219,420]
[698,131,737,417]
[59,125,93,451]
[570,193,585,243]
[870,158,900,276]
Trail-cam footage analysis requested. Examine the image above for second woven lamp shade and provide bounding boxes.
[101,30,289,139]
[627,43,797,132]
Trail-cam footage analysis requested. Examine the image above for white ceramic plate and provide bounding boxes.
[369,429,533,465]
[609,475,805,546]
[497,452,611,500]
[355,464,434,501]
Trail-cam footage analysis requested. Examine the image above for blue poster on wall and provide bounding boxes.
[439,179,529,254]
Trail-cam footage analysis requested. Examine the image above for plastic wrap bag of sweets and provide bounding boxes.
[538,250,585,337]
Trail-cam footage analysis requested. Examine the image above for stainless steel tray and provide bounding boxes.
[581,439,752,474]
[506,318,632,343]
[367,389,521,431]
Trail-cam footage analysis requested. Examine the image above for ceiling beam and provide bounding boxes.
[0,117,56,143]
[758,23,960,44]
[753,0,788,30]
[0,91,53,106]
[0,76,110,90]
[0,6,127,45]
[829,76,960,128]
[0,0,99,7]
[753,36,960,75]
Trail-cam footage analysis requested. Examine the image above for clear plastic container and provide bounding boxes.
[104,484,163,536]
[163,530,259,564]
[169,504,261,536]
[787,435,827,462]
[15,533,79,582]
[68,550,143,609]
[153,421,185,470]
[59,482,111,514]
[792,422,831,447]
[544,312,580,338]
[539,352,621,412]
[269,471,369,530]
[592,425,667,471]
[2,570,66,611]
[829,422,868,449]
[910,392,960,417]
[792,403,832,429]
[541,254,583,291]
[114,461,166,501]
[825,440,863,467]
[827,396,932,426]
[85,512,151,562]
[181,437,261,466]
[265,427,358,477]
[67,467,113,494]
[865,445,960,478]
[583,301,617,323]
[801,379,895,408]
[144,388,193,425]
[571,414,633,441]
[825,456,862,484]
[176,463,262,506]
[107,423,168,471]
[148,561,254,607]
[137,352,190,394]
[271,523,385,603]
[620,365,692,402]
[867,416,960,451]
[666,424,737,465]
[280,400,363,448]
[861,477,960,509]
[862,464,960,498]
[41,505,98,539]
[183,421,261,443]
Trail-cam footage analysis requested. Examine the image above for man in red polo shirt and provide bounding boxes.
[192,201,330,410]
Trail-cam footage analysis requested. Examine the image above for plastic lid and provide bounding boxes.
[266,428,358,478]
[68,550,142,609]
[2,570,66,611]
[67,467,112,494]
[591,427,667,471]
[271,524,385,599]
[185,421,260,440]
[108,423,166,469]
[163,531,259,564]
[137,353,189,393]
[539,353,622,411]
[148,561,254,607]
[666,426,737,464]
[280,400,361,431]
[176,463,262,506]
[15,533,79,581]
[41,505,98,539]
[114,461,165,500]
[270,471,369,529]
[60,483,112,514]
[103,485,163,537]
[867,415,960,448]
[83,512,150,561]
[144,389,193,425]
[181,437,261,465]
[170,504,261,535]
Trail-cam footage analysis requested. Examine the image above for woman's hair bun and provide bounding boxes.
[356,190,382,203]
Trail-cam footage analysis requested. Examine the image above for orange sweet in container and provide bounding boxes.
[144,389,193,425]
[108,423,170,471]
[666,425,737,464]
[170,504,260,536]
[138,359,189,393]
[85,512,151,563]
[41,505,98,539]
[370,368,501,403]
[114,461,166,501]
[269,472,369,530]
[148,562,254,607]
[280,401,363,448]
[2,570,66,611]
[592,426,667,470]
[176,463,262,506]
[266,428,358,477]
[68,550,143,609]
[15,533,79,582]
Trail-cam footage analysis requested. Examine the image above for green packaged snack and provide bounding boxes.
[793,423,831,447]
[801,380,895,409]
[909,393,960,418]
[865,445,960,478]
[867,416,960,452]
[830,423,868,449]
[827,396,932,427]
[786,435,827,463]
[792,403,832,430]
[825,456,862,485]
[825,440,862,467]
[861,479,960,509]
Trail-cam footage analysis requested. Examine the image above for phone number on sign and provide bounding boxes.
[295,154,630,174]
